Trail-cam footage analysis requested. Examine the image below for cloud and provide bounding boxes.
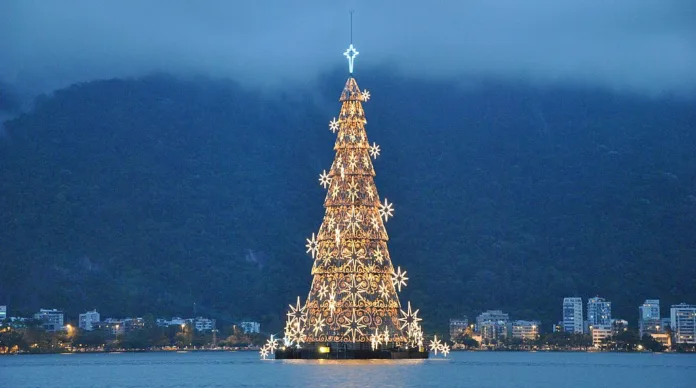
[1,0,695,96]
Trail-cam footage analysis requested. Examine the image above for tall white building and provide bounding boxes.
[587,297,612,326]
[240,321,260,334]
[0,305,7,321]
[79,310,100,331]
[670,303,696,344]
[34,309,64,332]
[639,299,661,337]
[563,297,584,334]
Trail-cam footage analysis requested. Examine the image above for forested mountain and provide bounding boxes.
[1,71,694,333]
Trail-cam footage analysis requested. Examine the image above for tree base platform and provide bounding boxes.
[275,344,429,360]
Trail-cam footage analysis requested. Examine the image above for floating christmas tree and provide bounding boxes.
[266,40,433,360]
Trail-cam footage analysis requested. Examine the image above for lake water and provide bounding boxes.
[1,351,694,388]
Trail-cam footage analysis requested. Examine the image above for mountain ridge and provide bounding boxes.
[1,72,694,332]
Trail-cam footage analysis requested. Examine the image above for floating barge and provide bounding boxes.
[275,343,428,360]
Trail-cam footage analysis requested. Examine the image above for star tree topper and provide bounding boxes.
[344,44,359,74]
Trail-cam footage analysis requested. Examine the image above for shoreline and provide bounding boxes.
[3,348,693,356]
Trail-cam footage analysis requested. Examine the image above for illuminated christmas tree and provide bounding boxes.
[265,40,437,359]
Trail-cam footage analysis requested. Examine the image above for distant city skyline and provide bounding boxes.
[563,297,583,334]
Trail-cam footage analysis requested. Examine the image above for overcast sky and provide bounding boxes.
[1,0,695,97]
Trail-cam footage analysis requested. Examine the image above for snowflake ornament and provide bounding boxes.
[347,178,359,202]
[346,206,363,233]
[382,327,390,344]
[361,89,371,101]
[366,185,375,200]
[429,335,442,355]
[319,170,332,189]
[266,335,279,353]
[329,117,340,133]
[328,289,337,316]
[318,282,329,299]
[369,142,381,159]
[305,233,318,259]
[370,332,379,350]
[441,343,451,357]
[313,316,326,336]
[378,281,390,299]
[373,246,384,264]
[348,152,358,170]
[379,198,394,222]
[260,345,270,360]
[371,216,380,231]
[327,215,336,231]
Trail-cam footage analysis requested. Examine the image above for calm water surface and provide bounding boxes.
[1,351,694,388]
